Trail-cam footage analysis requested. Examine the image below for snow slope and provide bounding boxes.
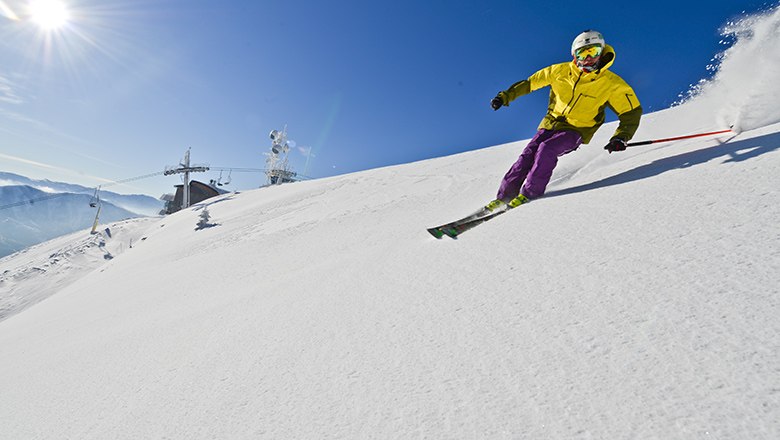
[0,186,144,258]
[0,8,778,440]
[0,217,160,321]
[0,172,165,257]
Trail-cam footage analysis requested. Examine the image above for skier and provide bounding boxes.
[486,30,643,211]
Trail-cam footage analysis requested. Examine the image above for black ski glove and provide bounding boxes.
[604,137,627,153]
[491,93,506,111]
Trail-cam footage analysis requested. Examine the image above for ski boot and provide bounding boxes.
[507,194,529,208]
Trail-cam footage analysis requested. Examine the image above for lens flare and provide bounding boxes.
[1,1,20,21]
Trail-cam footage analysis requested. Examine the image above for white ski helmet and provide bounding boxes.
[571,30,605,56]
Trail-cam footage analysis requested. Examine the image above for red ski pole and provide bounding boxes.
[627,128,733,147]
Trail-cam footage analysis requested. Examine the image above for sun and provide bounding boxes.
[28,0,70,30]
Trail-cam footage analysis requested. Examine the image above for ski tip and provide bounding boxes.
[427,226,461,239]
[440,227,460,239]
[427,228,444,239]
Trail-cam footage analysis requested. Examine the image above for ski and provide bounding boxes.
[439,208,508,238]
[426,206,497,239]
[428,197,530,239]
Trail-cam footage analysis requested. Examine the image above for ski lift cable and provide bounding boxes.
[100,171,166,188]
[209,167,312,179]
[0,167,315,211]
[0,192,72,211]
[210,167,267,173]
[0,171,166,211]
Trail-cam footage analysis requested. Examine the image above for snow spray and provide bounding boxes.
[678,4,780,133]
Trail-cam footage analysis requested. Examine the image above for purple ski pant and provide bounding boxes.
[497,129,583,200]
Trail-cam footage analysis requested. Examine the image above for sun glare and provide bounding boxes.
[29,0,69,30]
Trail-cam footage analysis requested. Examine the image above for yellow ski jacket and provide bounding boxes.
[499,44,642,144]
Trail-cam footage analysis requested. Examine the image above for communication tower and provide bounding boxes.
[265,126,298,185]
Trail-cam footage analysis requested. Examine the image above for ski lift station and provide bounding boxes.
[162,148,225,214]
[163,180,226,215]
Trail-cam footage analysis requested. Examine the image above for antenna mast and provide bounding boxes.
[164,148,209,209]
[265,125,297,185]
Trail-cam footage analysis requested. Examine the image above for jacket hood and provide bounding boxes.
[572,44,616,73]
[599,44,617,71]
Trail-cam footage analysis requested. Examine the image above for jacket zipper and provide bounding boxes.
[554,71,583,130]
[563,71,584,115]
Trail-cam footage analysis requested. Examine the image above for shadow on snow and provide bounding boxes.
[545,132,780,199]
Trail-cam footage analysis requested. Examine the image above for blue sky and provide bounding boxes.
[0,0,774,195]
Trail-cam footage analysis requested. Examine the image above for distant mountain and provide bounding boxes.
[0,171,164,216]
[0,184,146,258]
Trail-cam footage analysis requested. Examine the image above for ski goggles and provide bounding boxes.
[574,44,603,60]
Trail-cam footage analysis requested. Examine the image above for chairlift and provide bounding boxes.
[89,187,101,208]
[223,170,232,185]
[216,170,224,186]
[89,186,103,234]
